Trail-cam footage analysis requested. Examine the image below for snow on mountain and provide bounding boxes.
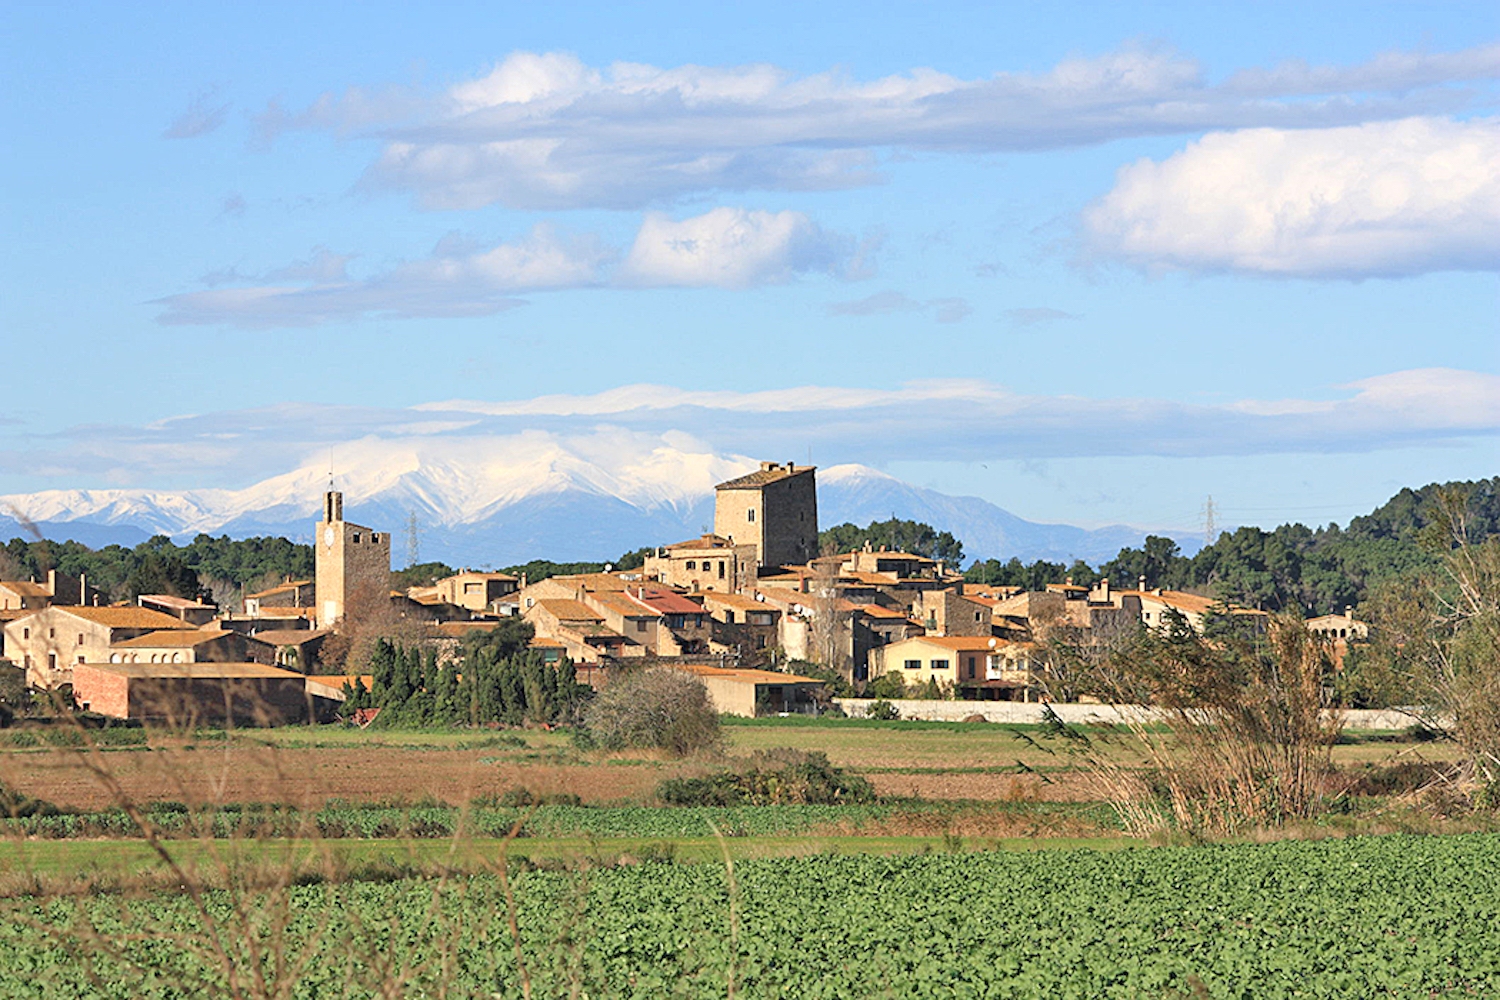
[0,437,1167,566]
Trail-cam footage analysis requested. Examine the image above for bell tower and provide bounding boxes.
[315,490,391,629]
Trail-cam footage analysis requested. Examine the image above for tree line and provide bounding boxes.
[966,477,1499,615]
[342,618,589,727]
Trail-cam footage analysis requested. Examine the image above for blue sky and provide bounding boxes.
[2,0,1497,534]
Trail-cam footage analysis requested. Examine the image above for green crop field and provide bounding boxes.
[1,833,1495,998]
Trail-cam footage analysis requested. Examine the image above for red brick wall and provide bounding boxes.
[72,665,130,718]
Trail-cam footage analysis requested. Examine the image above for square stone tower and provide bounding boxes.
[314,491,391,629]
[713,462,818,571]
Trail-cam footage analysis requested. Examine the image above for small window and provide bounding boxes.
[930,659,949,672]
[686,560,695,570]
[635,619,647,633]
[352,533,361,543]
[76,654,84,664]
[747,509,756,522]
[904,659,921,670]
[372,533,380,543]
[22,628,28,640]
[77,633,84,645]
[49,628,55,639]
[718,561,726,579]
[967,656,976,679]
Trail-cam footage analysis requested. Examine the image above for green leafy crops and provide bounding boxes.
[2,833,1497,997]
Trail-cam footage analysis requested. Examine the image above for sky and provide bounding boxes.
[2,0,1497,535]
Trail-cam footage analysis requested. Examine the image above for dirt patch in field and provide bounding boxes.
[866,770,1102,803]
[0,746,679,811]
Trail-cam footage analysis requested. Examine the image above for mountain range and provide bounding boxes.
[0,443,1179,567]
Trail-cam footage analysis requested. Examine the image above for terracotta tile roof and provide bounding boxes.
[138,594,213,610]
[54,606,196,630]
[251,629,329,646]
[244,607,316,620]
[887,635,1013,652]
[715,465,812,490]
[674,664,823,685]
[433,622,500,637]
[592,592,661,618]
[628,589,705,615]
[112,629,250,649]
[852,604,910,619]
[77,661,299,680]
[246,580,312,600]
[533,599,603,622]
[528,637,568,648]
[664,534,736,551]
[701,592,775,612]
[0,581,51,598]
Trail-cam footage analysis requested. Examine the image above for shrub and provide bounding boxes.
[583,667,722,755]
[866,699,900,721]
[657,751,876,806]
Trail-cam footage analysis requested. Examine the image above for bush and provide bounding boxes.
[657,751,876,806]
[866,699,901,721]
[583,667,722,756]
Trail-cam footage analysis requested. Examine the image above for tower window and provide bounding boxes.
[352,533,361,543]
[747,509,756,522]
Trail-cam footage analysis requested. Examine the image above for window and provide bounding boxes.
[77,633,84,645]
[930,659,949,672]
[686,560,695,570]
[904,659,921,670]
[967,656,977,679]
[747,509,756,522]
[635,619,647,633]
[21,628,28,640]
[352,533,361,543]
[48,628,55,639]
[371,533,380,543]
[76,654,84,664]
[718,561,726,579]
[47,653,57,671]
[975,612,982,623]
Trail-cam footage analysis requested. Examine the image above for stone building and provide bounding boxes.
[0,570,101,612]
[243,579,314,616]
[713,462,818,570]
[2,605,195,689]
[106,628,275,666]
[643,534,759,593]
[433,571,519,613]
[314,491,391,629]
[72,661,313,725]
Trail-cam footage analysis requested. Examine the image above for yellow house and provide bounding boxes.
[869,635,1040,699]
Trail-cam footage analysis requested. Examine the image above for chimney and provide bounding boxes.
[1099,578,1110,602]
[520,572,528,588]
[1344,605,1352,619]
[1138,575,1147,592]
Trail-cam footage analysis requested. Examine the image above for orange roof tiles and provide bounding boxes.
[533,599,603,621]
[53,606,196,630]
[112,629,250,649]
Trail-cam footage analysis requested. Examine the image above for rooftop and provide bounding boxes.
[77,661,300,680]
[715,462,815,491]
[112,629,255,649]
[45,606,197,630]
[250,628,330,646]
[674,664,823,685]
[138,594,214,610]
[0,581,51,598]
[246,580,312,600]
[533,599,603,622]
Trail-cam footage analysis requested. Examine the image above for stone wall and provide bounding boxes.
[836,698,1424,731]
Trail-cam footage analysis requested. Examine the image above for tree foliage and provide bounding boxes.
[0,533,315,604]
[582,666,722,755]
[819,518,965,564]
[343,618,588,727]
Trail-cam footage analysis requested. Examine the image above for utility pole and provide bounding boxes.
[1202,495,1219,549]
[404,510,421,569]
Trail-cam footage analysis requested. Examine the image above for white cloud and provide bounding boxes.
[253,43,1500,210]
[1005,307,1080,326]
[617,208,849,288]
[826,292,972,323]
[157,208,855,325]
[163,90,230,139]
[4,370,1496,491]
[1084,116,1500,277]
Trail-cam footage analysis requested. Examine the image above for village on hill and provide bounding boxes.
[0,460,1369,727]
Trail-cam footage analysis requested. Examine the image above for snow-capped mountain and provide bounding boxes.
[0,438,1163,566]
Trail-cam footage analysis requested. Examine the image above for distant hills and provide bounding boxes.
[0,444,1163,567]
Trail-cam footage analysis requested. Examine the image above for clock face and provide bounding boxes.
[324,526,335,547]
